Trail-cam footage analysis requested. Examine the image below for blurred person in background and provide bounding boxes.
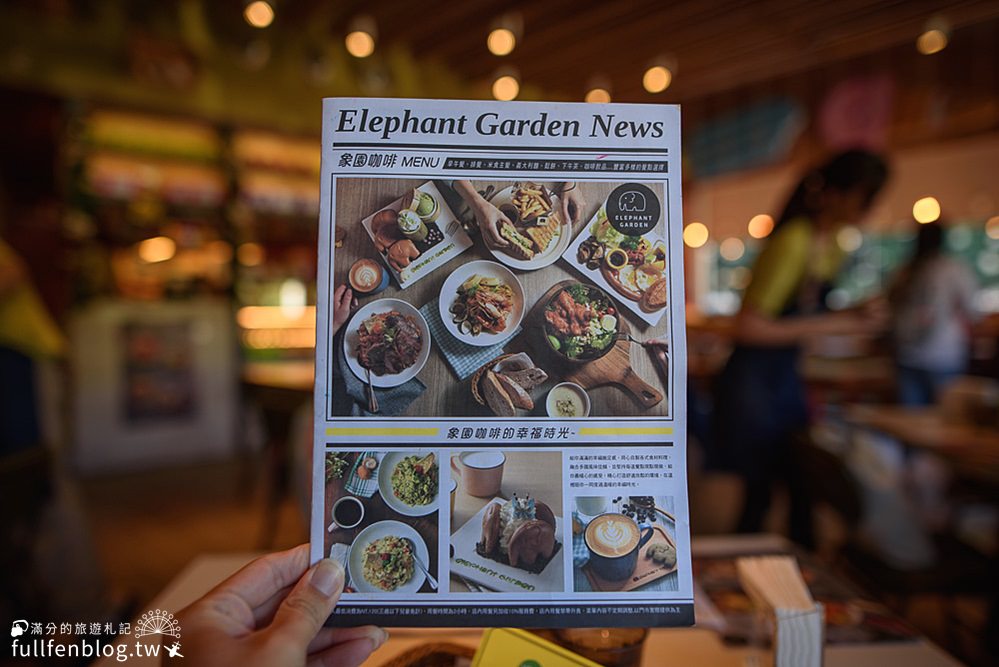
[888,219,979,406]
[712,150,890,545]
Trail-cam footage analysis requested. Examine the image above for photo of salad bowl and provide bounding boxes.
[540,281,625,365]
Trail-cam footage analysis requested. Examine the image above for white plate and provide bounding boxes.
[485,185,569,271]
[347,520,430,594]
[450,497,564,593]
[438,260,525,347]
[378,452,439,517]
[343,299,431,388]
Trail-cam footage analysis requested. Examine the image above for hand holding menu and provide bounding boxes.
[311,98,693,627]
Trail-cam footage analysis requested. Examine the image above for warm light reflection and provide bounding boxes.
[279,278,307,319]
[137,236,176,263]
[345,31,375,58]
[683,222,709,248]
[913,196,941,223]
[643,66,672,93]
[237,242,265,266]
[917,29,948,55]
[207,240,233,264]
[244,1,274,29]
[836,225,863,252]
[585,88,611,104]
[719,237,745,261]
[242,328,315,350]
[747,214,774,239]
[492,75,519,101]
[237,305,317,329]
[487,28,516,56]
[986,216,999,240]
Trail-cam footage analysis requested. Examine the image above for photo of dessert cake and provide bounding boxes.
[476,494,561,573]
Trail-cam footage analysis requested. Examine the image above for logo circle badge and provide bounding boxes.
[605,183,660,236]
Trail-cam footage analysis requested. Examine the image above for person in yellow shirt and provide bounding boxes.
[0,237,65,453]
[712,150,889,545]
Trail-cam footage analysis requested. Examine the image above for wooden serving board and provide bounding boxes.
[526,281,663,409]
[583,525,677,592]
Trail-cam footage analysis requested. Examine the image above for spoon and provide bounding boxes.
[365,367,378,413]
[405,538,438,591]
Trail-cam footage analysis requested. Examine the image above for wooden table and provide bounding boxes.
[324,452,439,594]
[95,537,965,667]
[844,404,999,486]
[449,451,562,592]
[332,179,669,418]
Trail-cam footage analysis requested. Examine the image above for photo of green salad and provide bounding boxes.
[390,453,438,506]
[362,535,415,591]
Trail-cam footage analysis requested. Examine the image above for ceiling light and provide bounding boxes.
[747,214,774,239]
[492,74,519,101]
[244,1,274,29]
[643,66,672,93]
[836,226,863,252]
[345,31,375,58]
[917,28,948,55]
[913,196,941,223]
[683,222,709,248]
[985,216,999,240]
[487,28,516,56]
[585,88,611,104]
[719,237,745,261]
[138,236,176,263]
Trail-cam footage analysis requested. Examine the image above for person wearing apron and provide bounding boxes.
[711,150,890,547]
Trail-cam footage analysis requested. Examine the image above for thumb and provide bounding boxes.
[269,558,344,647]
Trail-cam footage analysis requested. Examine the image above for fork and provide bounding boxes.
[405,538,438,591]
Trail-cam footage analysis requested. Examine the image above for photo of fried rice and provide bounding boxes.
[362,535,415,591]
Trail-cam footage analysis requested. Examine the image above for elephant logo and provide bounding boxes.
[617,190,647,213]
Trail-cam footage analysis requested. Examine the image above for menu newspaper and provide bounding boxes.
[311,98,693,628]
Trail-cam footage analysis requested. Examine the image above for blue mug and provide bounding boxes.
[584,513,655,582]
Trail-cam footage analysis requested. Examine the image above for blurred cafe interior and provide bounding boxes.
[2,1,999,665]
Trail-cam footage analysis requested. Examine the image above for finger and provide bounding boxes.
[269,558,344,647]
[251,583,295,626]
[307,625,386,655]
[307,635,387,667]
[205,545,310,610]
[487,221,509,247]
[334,284,346,300]
[562,198,572,226]
[350,297,358,310]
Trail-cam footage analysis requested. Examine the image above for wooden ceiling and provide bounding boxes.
[311,0,999,102]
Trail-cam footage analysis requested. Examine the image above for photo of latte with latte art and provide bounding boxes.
[586,513,641,558]
[573,495,679,593]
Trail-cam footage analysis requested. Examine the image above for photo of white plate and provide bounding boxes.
[378,451,439,517]
[343,299,431,388]
[347,520,431,594]
[485,185,570,271]
[438,260,525,347]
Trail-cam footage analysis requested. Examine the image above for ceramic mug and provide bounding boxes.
[331,496,364,530]
[584,512,654,582]
[450,451,506,498]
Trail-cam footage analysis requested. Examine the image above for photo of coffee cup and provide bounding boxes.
[348,258,389,294]
[584,512,654,582]
[450,451,505,498]
[331,495,365,529]
[449,477,457,515]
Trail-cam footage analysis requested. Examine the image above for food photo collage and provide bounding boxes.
[329,178,673,420]
[323,449,679,596]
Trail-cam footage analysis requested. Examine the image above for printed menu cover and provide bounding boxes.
[311,98,692,628]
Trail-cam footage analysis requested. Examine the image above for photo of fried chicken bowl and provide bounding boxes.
[542,282,620,363]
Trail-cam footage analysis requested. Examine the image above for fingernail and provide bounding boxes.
[370,628,389,651]
[310,559,344,597]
